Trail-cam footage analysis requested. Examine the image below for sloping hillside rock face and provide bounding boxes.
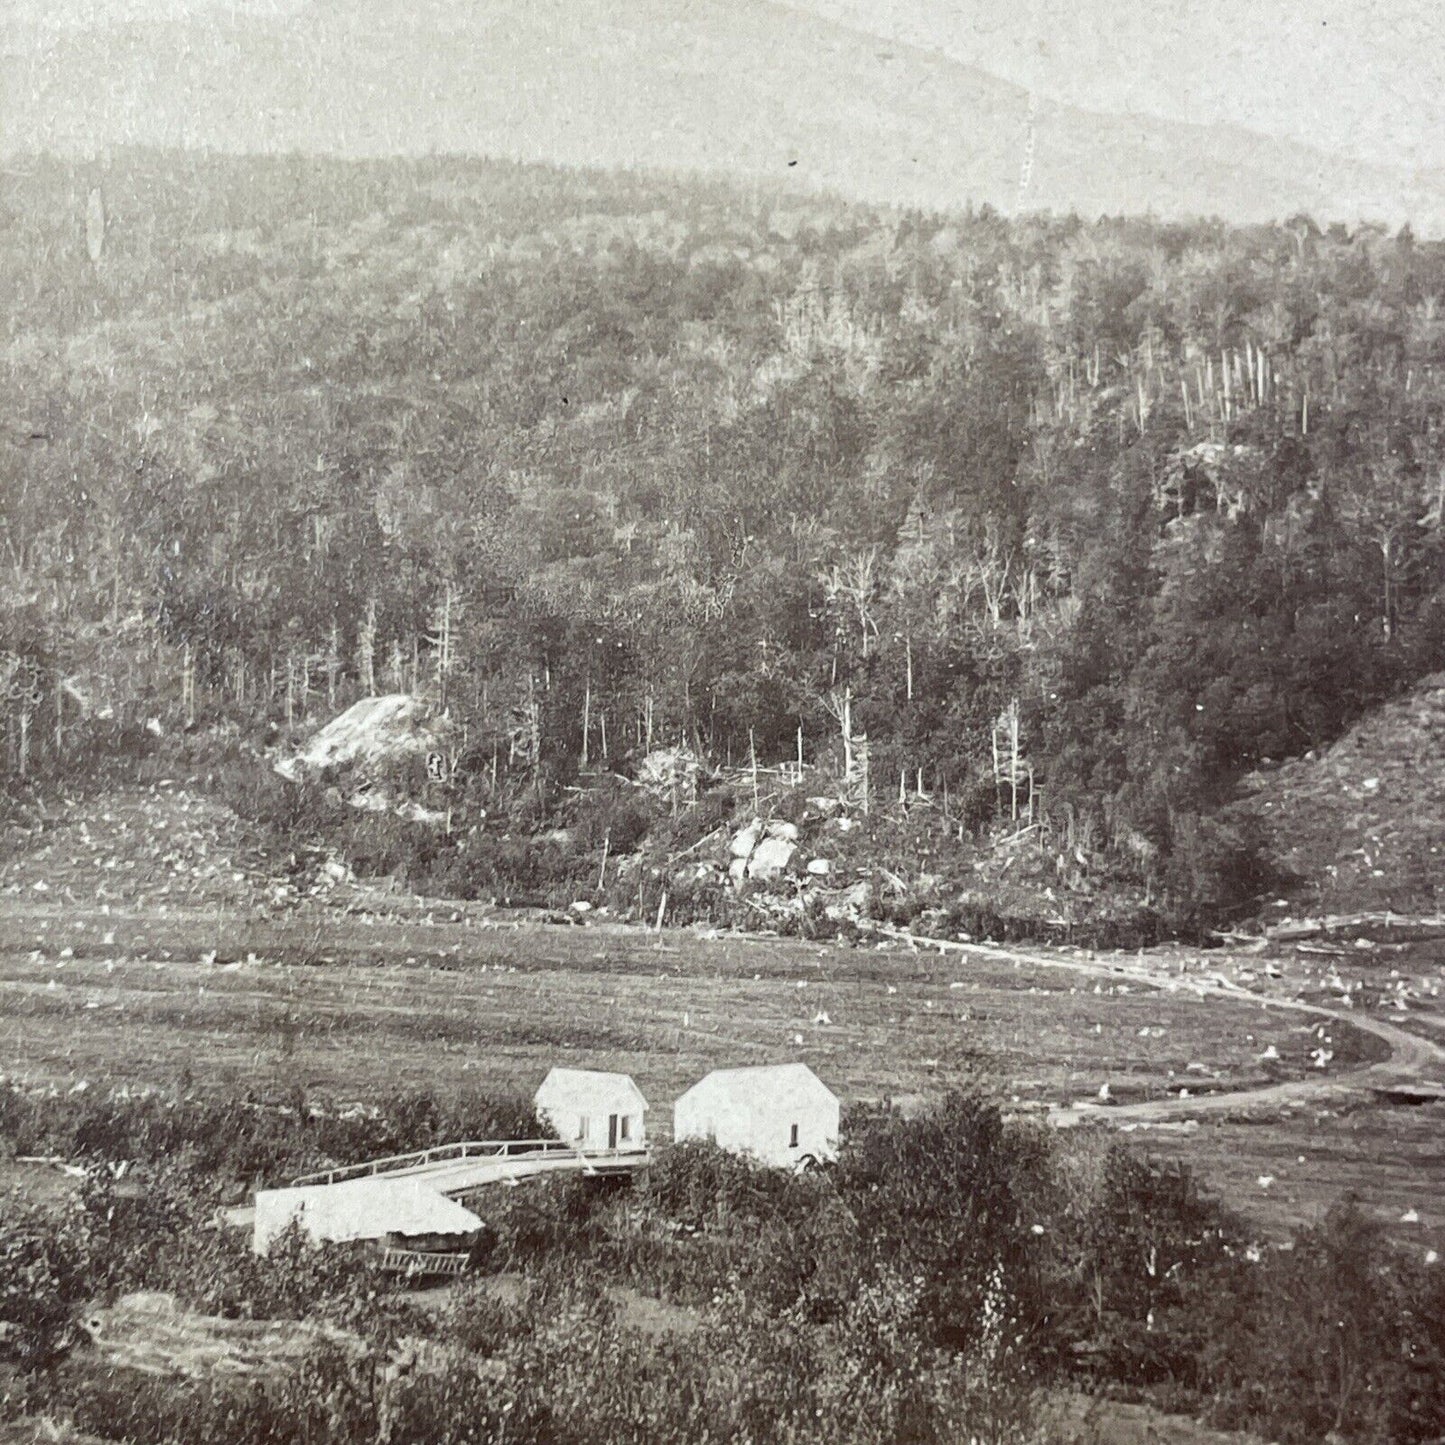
[274,695,444,782]
[1236,674,1445,916]
[274,695,452,824]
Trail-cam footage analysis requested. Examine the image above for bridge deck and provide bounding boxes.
[291,1139,649,1193]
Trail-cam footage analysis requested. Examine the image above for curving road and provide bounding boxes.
[874,925,1445,1127]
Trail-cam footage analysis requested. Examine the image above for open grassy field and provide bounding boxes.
[3,787,1442,1255]
[0,900,1360,1117]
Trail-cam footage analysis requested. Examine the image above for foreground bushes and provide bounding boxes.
[41,1269,1030,1445]
[1,1084,544,1198]
[4,1089,1443,1443]
[1195,1201,1445,1445]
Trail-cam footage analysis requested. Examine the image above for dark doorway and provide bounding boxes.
[608,1114,619,1149]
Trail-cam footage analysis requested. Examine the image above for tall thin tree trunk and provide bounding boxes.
[1009,705,1021,822]
[581,680,591,767]
[326,623,340,710]
[182,644,196,728]
[749,728,759,815]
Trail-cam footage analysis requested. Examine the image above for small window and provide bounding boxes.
[619,1115,631,1141]
[789,1123,800,1149]
[577,1115,589,1141]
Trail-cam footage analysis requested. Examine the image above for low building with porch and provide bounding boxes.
[252,1175,484,1255]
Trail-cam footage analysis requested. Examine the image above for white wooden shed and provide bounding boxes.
[535,1067,648,1151]
[673,1063,839,1167]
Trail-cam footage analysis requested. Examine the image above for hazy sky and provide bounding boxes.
[6,0,1443,184]
[791,0,1445,172]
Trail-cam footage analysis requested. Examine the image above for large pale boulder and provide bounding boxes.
[747,836,797,880]
[275,695,443,782]
[636,747,706,801]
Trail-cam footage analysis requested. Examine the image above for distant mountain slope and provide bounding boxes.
[1238,677,1445,917]
[4,0,1443,230]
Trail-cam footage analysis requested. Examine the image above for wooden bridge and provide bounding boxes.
[290,1137,651,1193]
[253,1138,650,1258]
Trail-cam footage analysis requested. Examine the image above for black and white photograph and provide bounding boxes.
[2,3,1443,1441]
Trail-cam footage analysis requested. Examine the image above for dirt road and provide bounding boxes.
[875,926,1445,1126]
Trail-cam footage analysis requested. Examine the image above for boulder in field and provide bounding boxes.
[636,746,707,801]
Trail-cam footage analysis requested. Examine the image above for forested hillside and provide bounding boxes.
[4,151,1445,924]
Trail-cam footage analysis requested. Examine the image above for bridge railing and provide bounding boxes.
[290,1139,648,1189]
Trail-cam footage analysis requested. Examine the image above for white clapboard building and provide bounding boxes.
[673,1063,839,1167]
[535,1067,648,1151]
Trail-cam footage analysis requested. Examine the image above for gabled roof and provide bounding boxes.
[676,1062,837,1109]
[535,1067,648,1113]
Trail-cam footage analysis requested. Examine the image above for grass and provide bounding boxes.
[1127,1104,1445,1256]
[0,908,1340,1130]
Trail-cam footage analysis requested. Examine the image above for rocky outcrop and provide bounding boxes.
[274,695,451,825]
[275,695,446,782]
[728,818,800,886]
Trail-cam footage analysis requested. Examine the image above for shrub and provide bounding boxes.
[2,1085,544,1196]
[569,778,657,853]
[833,1093,1053,1357]
[63,1343,380,1445]
[0,1195,92,1370]
[482,1175,617,1270]
[648,786,736,854]
[1046,1145,1240,1385]
[1190,1200,1445,1444]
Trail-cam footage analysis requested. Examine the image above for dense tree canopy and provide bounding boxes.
[3,151,1444,905]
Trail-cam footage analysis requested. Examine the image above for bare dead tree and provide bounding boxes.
[428,581,459,712]
[818,548,881,657]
